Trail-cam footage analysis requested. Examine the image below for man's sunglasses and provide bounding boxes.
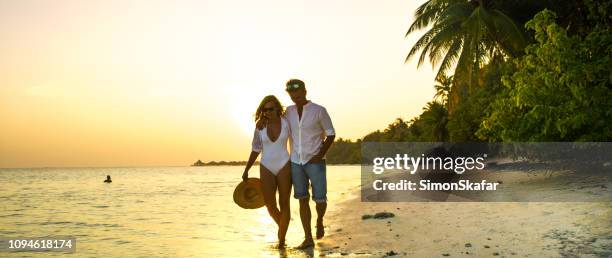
[286,83,302,91]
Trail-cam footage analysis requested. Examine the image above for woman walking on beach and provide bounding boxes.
[242,95,292,249]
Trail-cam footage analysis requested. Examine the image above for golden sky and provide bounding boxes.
[0,0,436,168]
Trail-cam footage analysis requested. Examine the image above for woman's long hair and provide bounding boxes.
[254,95,285,122]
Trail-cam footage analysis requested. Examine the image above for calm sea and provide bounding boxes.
[0,166,361,257]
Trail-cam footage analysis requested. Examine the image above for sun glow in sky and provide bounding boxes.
[0,0,435,168]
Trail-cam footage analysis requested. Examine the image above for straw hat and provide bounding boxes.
[233,178,265,209]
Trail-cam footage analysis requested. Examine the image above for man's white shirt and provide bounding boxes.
[285,101,335,165]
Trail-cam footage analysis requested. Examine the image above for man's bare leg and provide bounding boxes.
[315,202,327,239]
[296,198,314,249]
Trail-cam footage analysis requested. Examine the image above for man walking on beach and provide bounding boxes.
[284,79,335,249]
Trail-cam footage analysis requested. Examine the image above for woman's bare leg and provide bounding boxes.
[276,162,292,247]
[260,165,280,225]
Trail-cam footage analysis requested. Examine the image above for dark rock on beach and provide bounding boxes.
[374,212,395,219]
[362,212,395,220]
[384,250,398,256]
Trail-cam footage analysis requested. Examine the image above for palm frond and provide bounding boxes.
[489,9,528,57]
[435,38,463,79]
[407,0,446,35]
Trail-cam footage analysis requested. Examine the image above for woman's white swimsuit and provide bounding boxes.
[251,117,290,175]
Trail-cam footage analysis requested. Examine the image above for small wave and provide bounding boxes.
[73,222,121,228]
[40,221,72,225]
[0,213,24,218]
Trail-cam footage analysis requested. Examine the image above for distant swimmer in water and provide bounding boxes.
[104,175,112,183]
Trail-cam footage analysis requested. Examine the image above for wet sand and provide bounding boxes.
[317,170,611,257]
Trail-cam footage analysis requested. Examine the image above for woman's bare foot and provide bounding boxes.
[275,240,286,250]
[296,238,314,249]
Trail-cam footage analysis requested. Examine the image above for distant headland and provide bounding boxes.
[191,160,259,166]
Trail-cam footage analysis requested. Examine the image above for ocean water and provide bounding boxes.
[0,166,361,257]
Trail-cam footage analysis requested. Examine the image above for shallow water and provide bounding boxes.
[0,166,361,257]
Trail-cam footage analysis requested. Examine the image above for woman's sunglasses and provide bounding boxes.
[262,107,276,112]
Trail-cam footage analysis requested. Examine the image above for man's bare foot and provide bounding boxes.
[296,238,314,249]
[275,241,286,250]
[316,219,325,239]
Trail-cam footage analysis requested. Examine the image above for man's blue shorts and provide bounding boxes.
[291,160,327,203]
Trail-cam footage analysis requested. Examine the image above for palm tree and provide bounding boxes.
[433,74,453,106]
[405,0,528,100]
[420,101,449,141]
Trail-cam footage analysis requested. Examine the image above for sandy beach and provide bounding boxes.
[318,170,611,257]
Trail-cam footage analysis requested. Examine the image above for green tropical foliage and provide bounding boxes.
[433,75,452,106]
[326,0,611,164]
[477,9,612,141]
[325,138,361,164]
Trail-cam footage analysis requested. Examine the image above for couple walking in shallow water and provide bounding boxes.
[242,79,336,249]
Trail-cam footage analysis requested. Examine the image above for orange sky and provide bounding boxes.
[0,0,437,168]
